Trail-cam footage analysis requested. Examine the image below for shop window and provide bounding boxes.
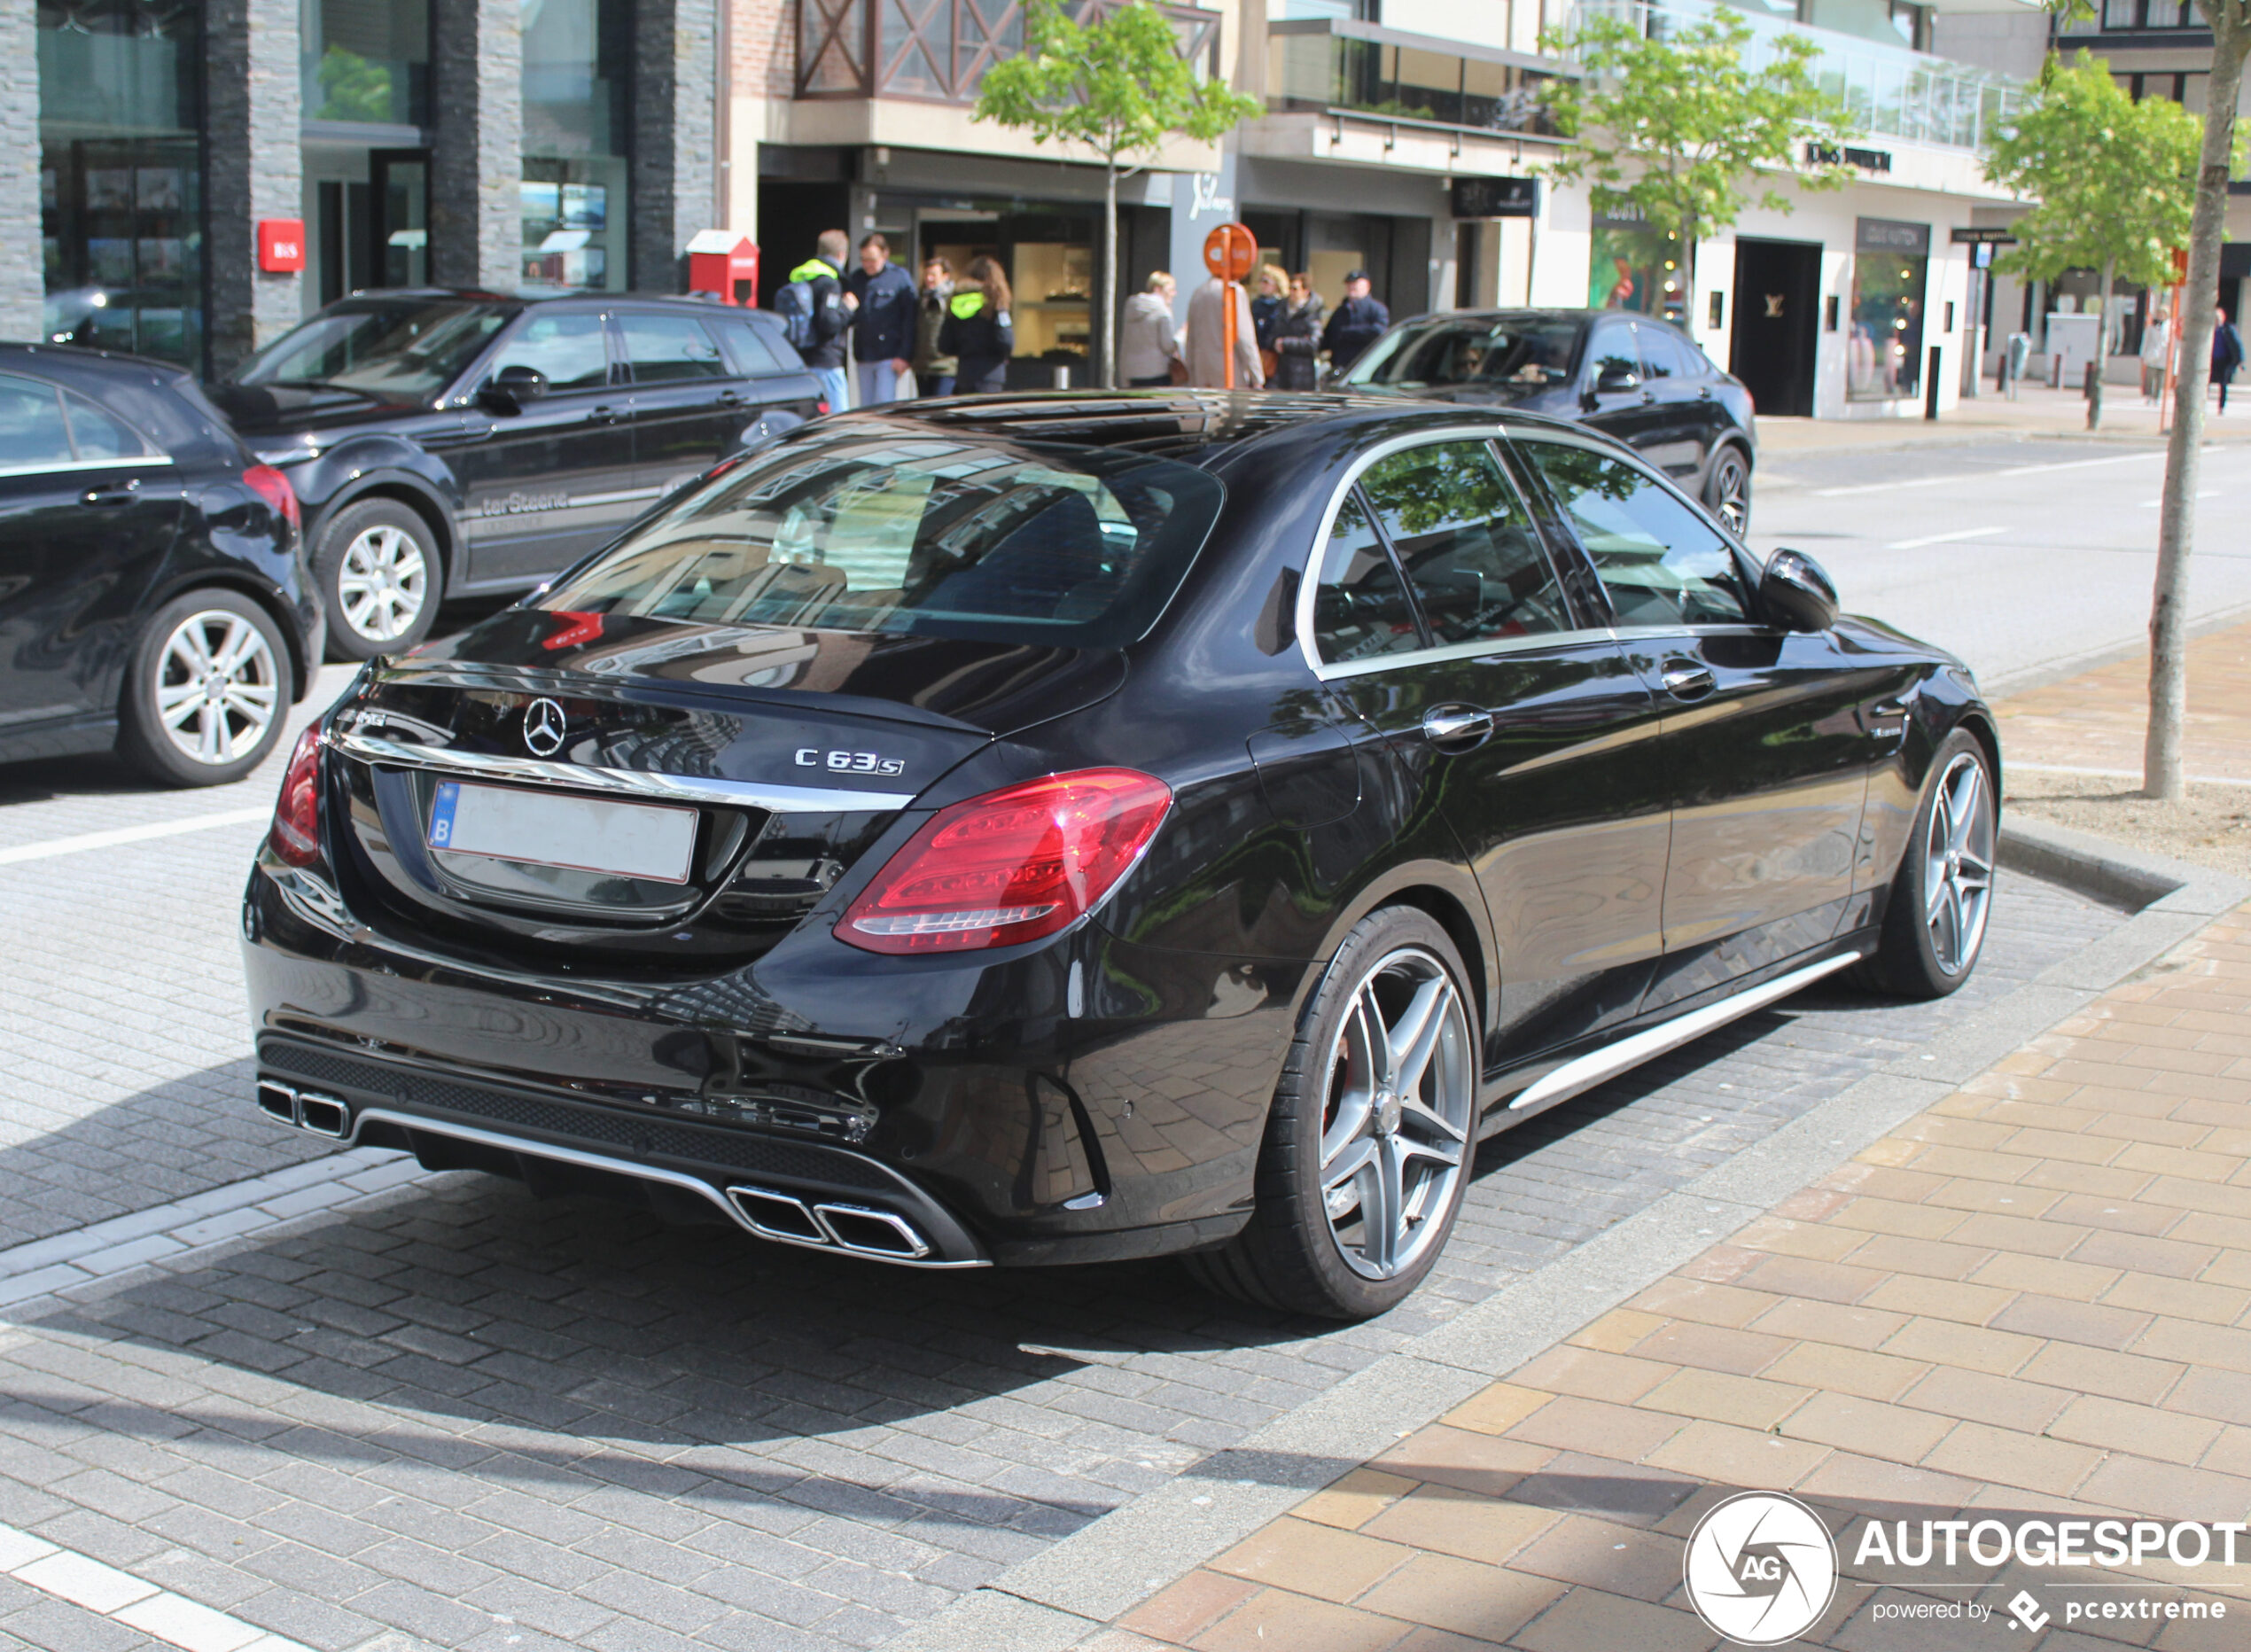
[522,0,630,292]
[301,0,431,126]
[37,0,204,370]
[1848,217,1929,402]
[1588,210,1686,327]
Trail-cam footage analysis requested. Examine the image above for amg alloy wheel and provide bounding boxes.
[1705,446,1752,535]
[1856,729,1996,999]
[117,589,292,787]
[1188,908,1477,1319]
[316,499,438,660]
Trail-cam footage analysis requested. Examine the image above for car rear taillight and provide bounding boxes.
[243,464,301,536]
[269,727,323,866]
[816,398,831,416]
[839,768,1171,955]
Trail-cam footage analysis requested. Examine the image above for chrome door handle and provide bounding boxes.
[1421,705,1493,752]
[717,390,745,407]
[588,404,622,425]
[81,482,138,506]
[1660,660,1717,701]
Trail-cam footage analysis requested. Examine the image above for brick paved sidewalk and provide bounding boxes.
[1997,618,2251,784]
[1078,904,2251,1652]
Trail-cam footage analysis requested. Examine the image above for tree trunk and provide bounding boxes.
[1102,160,1120,389]
[2099,253,2117,358]
[2144,4,2247,800]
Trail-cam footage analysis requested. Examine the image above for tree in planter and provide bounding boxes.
[1541,7,1858,318]
[974,0,1259,387]
[1984,52,2200,366]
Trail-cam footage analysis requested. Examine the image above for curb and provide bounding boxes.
[886,824,2251,1651]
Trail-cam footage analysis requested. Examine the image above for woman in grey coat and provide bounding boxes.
[1272,273,1326,391]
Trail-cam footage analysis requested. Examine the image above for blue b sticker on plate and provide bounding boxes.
[428,781,461,848]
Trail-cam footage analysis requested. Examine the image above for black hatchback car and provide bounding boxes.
[0,345,319,785]
[243,392,1997,1319]
[1339,309,1758,534]
[208,290,825,662]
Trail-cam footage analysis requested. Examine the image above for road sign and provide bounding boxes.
[1203,222,1257,283]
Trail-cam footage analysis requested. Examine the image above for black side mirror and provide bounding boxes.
[1759,548,1839,632]
[479,363,549,413]
[1594,362,1641,395]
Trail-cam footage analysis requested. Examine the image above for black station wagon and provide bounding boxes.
[242,392,1998,1319]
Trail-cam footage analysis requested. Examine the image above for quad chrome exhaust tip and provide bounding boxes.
[726,1184,933,1260]
[255,1080,350,1139]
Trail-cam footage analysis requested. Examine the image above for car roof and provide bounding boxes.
[331,287,782,320]
[0,342,199,385]
[1398,308,1691,333]
[833,389,1621,464]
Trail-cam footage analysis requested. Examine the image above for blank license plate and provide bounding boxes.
[427,781,697,884]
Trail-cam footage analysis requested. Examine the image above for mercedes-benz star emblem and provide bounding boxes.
[522,697,567,757]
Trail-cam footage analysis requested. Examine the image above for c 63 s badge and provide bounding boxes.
[796,748,906,776]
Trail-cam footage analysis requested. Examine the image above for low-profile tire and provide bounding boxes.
[315,496,440,661]
[115,589,294,788]
[1853,729,1997,1000]
[1186,907,1478,1321]
[1704,443,1752,536]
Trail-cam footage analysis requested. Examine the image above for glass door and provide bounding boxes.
[371,149,428,289]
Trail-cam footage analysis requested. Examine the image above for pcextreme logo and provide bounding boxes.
[1683,1492,1839,1646]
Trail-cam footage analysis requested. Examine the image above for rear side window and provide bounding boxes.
[1311,490,1421,665]
[0,376,76,471]
[1519,442,1753,627]
[489,312,611,393]
[1359,441,1568,646]
[64,393,155,461]
[619,313,727,383]
[534,431,1225,649]
[710,316,785,375]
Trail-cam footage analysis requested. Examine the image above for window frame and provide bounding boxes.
[1500,428,1769,639]
[1293,425,1608,680]
[0,372,170,480]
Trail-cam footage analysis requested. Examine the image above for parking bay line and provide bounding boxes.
[0,1520,312,1652]
[1886,526,2008,550]
[1811,447,2179,498]
[0,807,270,868]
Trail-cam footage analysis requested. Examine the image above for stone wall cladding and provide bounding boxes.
[0,7,42,344]
[205,0,305,375]
[431,0,523,292]
[633,0,720,291]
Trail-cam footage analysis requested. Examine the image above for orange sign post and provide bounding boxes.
[1203,222,1258,390]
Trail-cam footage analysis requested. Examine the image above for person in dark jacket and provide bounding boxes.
[938,256,1015,394]
[785,230,852,411]
[1250,264,1288,373]
[1320,270,1390,374]
[843,233,917,406]
[1272,271,1326,391]
[911,257,957,398]
[2216,308,2245,414]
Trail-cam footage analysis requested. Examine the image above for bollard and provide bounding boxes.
[2084,360,2102,431]
[1052,364,1072,390]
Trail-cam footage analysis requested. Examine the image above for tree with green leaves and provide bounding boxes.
[1985,52,2201,360]
[1541,8,1858,308]
[974,0,1259,387]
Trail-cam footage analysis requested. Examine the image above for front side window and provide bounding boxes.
[488,311,610,393]
[619,313,726,383]
[1359,441,1569,646]
[534,432,1224,649]
[1520,443,1753,627]
[1585,323,1639,389]
[1344,316,1582,393]
[230,299,517,401]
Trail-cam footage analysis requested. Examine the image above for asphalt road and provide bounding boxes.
[1751,435,2251,696]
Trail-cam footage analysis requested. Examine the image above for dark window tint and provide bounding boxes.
[0,376,74,470]
[1359,441,1568,646]
[535,432,1224,649]
[1639,326,1698,381]
[1586,323,1638,387]
[489,311,611,392]
[711,316,784,375]
[1312,490,1422,665]
[619,313,726,383]
[63,392,153,460]
[1521,443,1753,627]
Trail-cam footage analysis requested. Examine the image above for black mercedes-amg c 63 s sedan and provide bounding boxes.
[242,391,1998,1320]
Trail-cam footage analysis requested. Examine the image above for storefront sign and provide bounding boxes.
[256,219,305,274]
[1807,144,1895,173]
[1951,226,2018,245]
[1857,217,1931,256]
[1451,177,1538,219]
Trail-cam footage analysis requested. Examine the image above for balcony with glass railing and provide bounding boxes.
[1569,0,2024,152]
[1265,19,1568,138]
[797,0,1219,102]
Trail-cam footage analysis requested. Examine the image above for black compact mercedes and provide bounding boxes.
[208,290,825,663]
[242,391,1997,1320]
[1338,309,1759,534]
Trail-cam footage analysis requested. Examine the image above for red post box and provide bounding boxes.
[686,232,759,306]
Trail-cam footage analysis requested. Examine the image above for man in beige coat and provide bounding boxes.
[1184,276,1264,389]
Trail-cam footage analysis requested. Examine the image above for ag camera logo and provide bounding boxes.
[1684,1492,1838,1645]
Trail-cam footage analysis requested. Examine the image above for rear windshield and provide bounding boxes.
[534,425,1225,648]
[1345,316,1583,391]
[229,298,518,401]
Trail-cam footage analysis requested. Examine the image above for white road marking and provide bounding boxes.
[1812,448,2175,498]
[0,1521,310,1651]
[0,807,269,868]
[2137,489,2223,507]
[1886,526,2008,550]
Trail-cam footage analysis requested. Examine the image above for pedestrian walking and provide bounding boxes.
[912,257,957,399]
[1320,269,1390,375]
[1271,272,1326,391]
[776,230,851,412]
[2140,308,2171,403]
[2215,308,2244,415]
[937,255,1015,394]
[1250,263,1288,383]
[1185,274,1262,389]
[1119,272,1183,386]
[844,233,916,407]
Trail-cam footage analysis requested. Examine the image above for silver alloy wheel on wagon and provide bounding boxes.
[1319,945,1475,1281]
[1922,749,1995,977]
[154,609,282,768]
[335,523,429,643]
